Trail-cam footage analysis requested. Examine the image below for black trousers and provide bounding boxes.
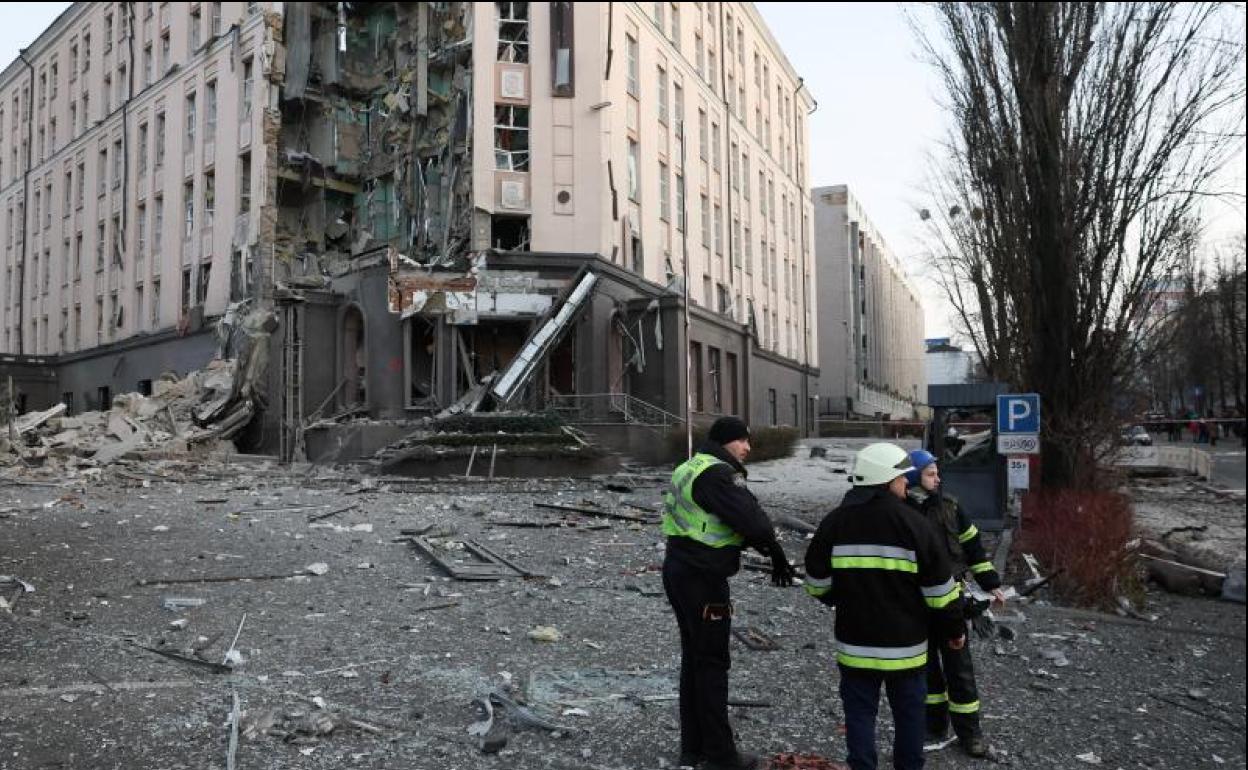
[925,634,981,739]
[662,556,736,762]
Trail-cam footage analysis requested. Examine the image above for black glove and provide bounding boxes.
[768,544,795,587]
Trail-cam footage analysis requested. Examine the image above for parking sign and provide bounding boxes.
[996,394,1041,434]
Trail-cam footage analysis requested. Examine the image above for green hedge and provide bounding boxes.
[660,425,799,465]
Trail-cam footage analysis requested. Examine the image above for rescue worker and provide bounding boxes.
[904,449,1004,758]
[804,443,964,770]
[662,416,795,770]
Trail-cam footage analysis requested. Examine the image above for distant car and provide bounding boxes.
[1121,425,1153,446]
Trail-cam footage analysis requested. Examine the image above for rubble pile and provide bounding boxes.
[370,412,615,478]
[1,360,256,473]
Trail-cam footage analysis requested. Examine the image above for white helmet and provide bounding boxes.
[851,443,914,487]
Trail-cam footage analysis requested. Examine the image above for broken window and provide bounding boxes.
[497,2,529,63]
[550,2,574,96]
[492,215,530,250]
[494,106,530,171]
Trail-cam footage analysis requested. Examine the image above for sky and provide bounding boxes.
[2,2,1242,340]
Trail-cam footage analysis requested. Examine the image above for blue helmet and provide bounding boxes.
[905,449,938,487]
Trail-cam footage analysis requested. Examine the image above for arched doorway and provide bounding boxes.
[342,306,366,408]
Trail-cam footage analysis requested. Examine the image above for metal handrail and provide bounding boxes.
[549,393,684,429]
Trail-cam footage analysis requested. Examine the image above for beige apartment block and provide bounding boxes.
[813,184,925,419]
[1,3,821,456]
[0,1,271,409]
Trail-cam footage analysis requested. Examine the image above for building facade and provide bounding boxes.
[812,184,923,419]
[0,2,819,450]
[925,338,974,386]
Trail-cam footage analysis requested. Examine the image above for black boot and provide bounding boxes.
[960,734,989,758]
[702,750,760,770]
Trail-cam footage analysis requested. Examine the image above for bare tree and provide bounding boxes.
[916,3,1245,487]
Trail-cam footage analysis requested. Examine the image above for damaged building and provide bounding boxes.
[0,2,819,461]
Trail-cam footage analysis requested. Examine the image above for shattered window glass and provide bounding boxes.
[497,2,529,63]
[494,106,530,171]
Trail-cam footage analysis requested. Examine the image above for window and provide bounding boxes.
[205,80,217,142]
[104,15,113,50]
[63,170,72,212]
[768,180,776,222]
[70,102,77,138]
[160,32,170,74]
[151,279,160,326]
[730,142,738,190]
[50,61,58,99]
[709,346,722,411]
[657,66,668,124]
[76,162,85,207]
[699,194,709,246]
[711,121,720,171]
[183,181,194,238]
[211,3,222,36]
[627,139,640,202]
[197,263,211,305]
[659,162,670,222]
[185,92,196,151]
[714,204,723,254]
[203,172,215,229]
[241,59,253,118]
[73,232,82,278]
[670,4,680,49]
[137,203,147,253]
[143,45,152,87]
[154,112,166,168]
[82,33,91,72]
[110,215,121,267]
[675,172,685,232]
[707,48,716,89]
[96,221,106,270]
[737,28,745,67]
[181,267,192,312]
[497,2,529,63]
[494,106,530,171]
[697,109,707,160]
[98,149,108,196]
[112,140,122,188]
[654,2,665,30]
[673,81,684,131]
[625,34,638,97]
[744,225,752,273]
[190,7,202,50]
[238,154,251,213]
[690,342,704,411]
[82,92,90,129]
[731,219,741,268]
[138,123,149,174]
[695,33,704,76]
[135,285,145,330]
[153,195,164,248]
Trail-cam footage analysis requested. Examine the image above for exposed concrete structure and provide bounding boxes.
[812,184,924,419]
[1,2,819,458]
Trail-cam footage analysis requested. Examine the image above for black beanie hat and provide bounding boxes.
[708,416,750,445]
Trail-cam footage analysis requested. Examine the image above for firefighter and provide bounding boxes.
[904,449,1005,758]
[661,416,795,770]
[804,443,964,770]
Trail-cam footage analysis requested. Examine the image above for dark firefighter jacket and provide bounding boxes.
[664,441,784,578]
[905,489,1001,592]
[804,485,964,675]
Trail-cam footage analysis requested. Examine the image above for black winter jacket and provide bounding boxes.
[664,441,784,578]
[804,485,964,675]
[906,488,1002,592]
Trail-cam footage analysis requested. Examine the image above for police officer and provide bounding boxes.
[904,449,1003,758]
[662,416,795,770]
[804,443,964,770]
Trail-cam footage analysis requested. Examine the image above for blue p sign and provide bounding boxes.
[997,394,1041,434]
